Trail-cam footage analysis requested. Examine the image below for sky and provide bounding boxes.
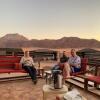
[0,0,100,40]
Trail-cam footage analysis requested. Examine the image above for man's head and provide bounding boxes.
[24,51,29,57]
[71,49,76,57]
[63,51,67,56]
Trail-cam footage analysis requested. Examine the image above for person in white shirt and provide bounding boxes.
[63,49,81,78]
[68,49,81,72]
[20,51,37,84]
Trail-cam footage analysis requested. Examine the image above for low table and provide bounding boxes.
[44,70,52,83]
[37,68,44,78]
[43,84,68,100]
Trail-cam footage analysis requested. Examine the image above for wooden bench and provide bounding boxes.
[0,56,26,73]
[0,56,44,78]
[84,75,100,90]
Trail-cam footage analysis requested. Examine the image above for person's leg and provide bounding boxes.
[73,67,81,72]
[63,63,70,78]
[23,66,37,84]
[22,66,29,72]
[30,67,37,81]
[63,63,74,79]
[26,67,35,80]
[23,66,33,79]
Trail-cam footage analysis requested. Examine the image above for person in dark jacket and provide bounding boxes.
[60,51,69,63]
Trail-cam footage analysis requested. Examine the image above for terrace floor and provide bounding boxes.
[0,78,99,100]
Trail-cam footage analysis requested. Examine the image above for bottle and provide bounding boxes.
[53,70,63,89]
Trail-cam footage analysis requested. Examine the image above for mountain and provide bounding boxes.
[0,33,100,48]
[0,33,29,48]
[0,33,28,41]
[30,37,100,48]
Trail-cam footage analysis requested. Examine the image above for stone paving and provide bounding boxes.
[0,79,99,100]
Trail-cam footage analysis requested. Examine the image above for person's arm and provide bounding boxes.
[68,58,73,66]
[30,57,35,66]
[20,57,24,64]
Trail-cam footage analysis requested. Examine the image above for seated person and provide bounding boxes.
[51,51,69,75]
[63,49,81,78]
[59,51,69,70]
[68,49,81,73]
[61,51,69,62]
[20,51,37,84]
[52,49,81,79]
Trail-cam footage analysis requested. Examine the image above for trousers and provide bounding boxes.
[22,65,37,81]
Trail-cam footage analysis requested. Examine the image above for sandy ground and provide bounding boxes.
[0,78,99,100]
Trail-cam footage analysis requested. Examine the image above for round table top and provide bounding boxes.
[43,84,68,93]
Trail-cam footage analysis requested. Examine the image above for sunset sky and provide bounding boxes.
[0,0,100,40]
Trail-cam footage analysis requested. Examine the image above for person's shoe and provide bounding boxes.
[32,79,37,85]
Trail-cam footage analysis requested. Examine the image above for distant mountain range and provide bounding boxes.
[0,33,100,48]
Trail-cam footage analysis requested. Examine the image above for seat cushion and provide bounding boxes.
[0,69,18,73]
[71,71,84,76]
[87,76,100,84]
[0,69,27,73]
[14,63,22,70]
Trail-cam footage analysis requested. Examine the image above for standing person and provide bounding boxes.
[20,51,37,84]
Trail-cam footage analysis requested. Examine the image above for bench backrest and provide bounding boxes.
[81,58,88,72]
[0,56,21,69]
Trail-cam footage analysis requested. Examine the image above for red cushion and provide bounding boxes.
[81,58,88,72]
[0,69,27,73]
[71,71,84,76]
[0,56,27,73]
[14,63,22,70]
[0,59,20,63]
[0,63,14,69]
[0,69,18,73]
[0,56,21,69]
[87,76,100,84]
[13,69,27,73]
